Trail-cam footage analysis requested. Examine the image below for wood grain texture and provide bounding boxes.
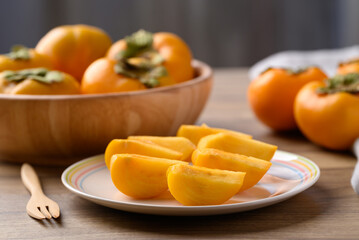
[0,60,213,165]
[1,68,359,239]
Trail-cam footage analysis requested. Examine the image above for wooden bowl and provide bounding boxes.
[0,60,213,165]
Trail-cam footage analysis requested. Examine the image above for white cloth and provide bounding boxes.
[249,46,359,194]
[249,45,359,80]
[352,139,359,194]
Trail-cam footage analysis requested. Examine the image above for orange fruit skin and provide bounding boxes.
[337,59,359,75]
[106,32,193,85]
[294,81,359,150]
[0,49,54,72]
[81,58,146,94]
[248,67,327,131]
[36,24,112,81]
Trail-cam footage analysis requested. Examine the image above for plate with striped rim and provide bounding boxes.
[61,150,320,216]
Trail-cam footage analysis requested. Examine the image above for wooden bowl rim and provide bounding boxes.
[0,59,212,101]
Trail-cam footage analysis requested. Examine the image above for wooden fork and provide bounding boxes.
[21,163,60,220]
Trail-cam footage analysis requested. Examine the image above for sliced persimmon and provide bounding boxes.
[197,133,277,161]
[104,139,182,169]
[110,154,187,199]
[167,164,245,206]
[176,124,252,145]
[128,136,196,162]
[192,148,272,191]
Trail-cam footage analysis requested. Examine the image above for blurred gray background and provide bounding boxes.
[0,0,359,67]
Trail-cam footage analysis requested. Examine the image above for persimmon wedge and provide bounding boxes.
[167,164,245,206]
[192,148,272,191]
[128,136,195,162]
[197,133,277,161]
[105,139,182,169]
[177,124,252,145]
[110,154,187,199]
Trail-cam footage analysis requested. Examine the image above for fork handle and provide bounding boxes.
[21,163,44,195]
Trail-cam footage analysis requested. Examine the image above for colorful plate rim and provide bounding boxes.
[61,150,320,215]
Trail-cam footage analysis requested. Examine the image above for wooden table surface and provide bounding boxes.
[1,68,359,240]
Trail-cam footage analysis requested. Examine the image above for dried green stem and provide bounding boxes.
[6,45,31,60]
[316,73,359,94]
[2,68,63,84]
[114,30,167,88]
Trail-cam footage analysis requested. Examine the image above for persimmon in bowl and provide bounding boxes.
[0,59,212,165]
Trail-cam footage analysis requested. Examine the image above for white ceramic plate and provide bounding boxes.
[61,151,320,216]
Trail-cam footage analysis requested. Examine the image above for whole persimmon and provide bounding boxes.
[0,45,54,72]
[106,30,193,85]
[81,58,146,94]
[294,73,359,150]
[337,58,359,75]
[36,24,112,81]
[0,68,80,95]
[248,67,327,131]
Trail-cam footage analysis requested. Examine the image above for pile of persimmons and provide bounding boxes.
[248,61,359,151]
[0,24,194,95]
